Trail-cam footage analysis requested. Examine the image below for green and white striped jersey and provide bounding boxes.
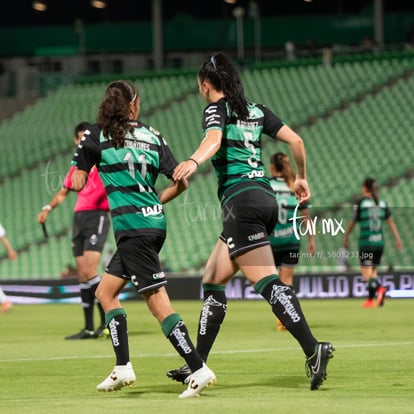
[201,98,284,200]
[72,121,178,241]
[352,197,391,250]
[268,177,304,250]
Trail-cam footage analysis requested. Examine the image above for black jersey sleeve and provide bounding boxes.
[71,124,101,172]
[158,135,178,179]
[201,100,226,131]
[257,104,284,138]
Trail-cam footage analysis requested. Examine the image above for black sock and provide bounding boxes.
[80,283,94,331]
[162,313,203,373]
[106,308,130,366]
[89,277,105,327]
[255,275,317,357]
[196,284,227,362]
[367,277,380,299]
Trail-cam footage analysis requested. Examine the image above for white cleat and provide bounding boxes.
[96,362,136,392]
[178,364,216,399]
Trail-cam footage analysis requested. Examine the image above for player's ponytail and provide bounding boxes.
[97,80,138,147]
[271,152,295,191]
[363,177,379,205]
[199,52,249,120]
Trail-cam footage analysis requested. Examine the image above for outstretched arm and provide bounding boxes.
[159,178,189,204]
[172,129,222,181]
[37,187,69,224]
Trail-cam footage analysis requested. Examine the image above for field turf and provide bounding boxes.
[1,298,413,413]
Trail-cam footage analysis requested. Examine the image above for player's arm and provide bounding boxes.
[342,220,355,249]
[386,217,403,250]
[71,169,89,192]
[301,207,316,255]
[159,178,189,204]
[173,129,222,181]
[274,125,309,204]
[70,127,100,191]
[0,235,17,260]
[37,187,70,224]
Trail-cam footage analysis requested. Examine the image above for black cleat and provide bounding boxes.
[166,364,192,384]
[306,342,335,390]
[65,329,96,340]
[94,325,110,338]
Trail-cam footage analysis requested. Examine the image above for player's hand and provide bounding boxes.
[172,159,198,181]
[8,249,17,261]
[37,211,48,224]
[294,178,310,204]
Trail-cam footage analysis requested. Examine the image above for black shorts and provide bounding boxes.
[359,248,383,267]
[272,248,300,267]
[72,210,111,257]
[219,182,278,259]
[106,234,167,294]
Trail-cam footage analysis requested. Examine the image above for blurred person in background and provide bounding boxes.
[343,177,403,307]
[268,152,315,330]
[0,222,17,313]
[37,122,110,339]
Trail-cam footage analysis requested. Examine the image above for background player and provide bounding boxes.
[343,177,402,307]
[268,152,315,330]
[37,122,111,339]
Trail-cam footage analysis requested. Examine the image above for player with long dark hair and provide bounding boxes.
[343,177,402,307]
[168,52,334,391]
[70,80,215,398]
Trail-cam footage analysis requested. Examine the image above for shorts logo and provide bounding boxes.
[131,275,139,288]
[226,237,235,249]
[152,271,165,280]
[248,232,265,241]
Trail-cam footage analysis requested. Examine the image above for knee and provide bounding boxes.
[95,284,104,302]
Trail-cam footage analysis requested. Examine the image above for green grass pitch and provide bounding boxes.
[1,297,413,413]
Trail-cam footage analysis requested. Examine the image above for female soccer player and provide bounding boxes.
[269,152,315,330]
[343,177,402,307]
[168,52,334,391]
[70,80,215,398]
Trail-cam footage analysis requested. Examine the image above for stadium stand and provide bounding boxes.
[1,52,414,277]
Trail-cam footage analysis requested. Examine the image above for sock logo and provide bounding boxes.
[270,285,301,323]
[109,318,120,346]
[172,322,192,355]
[199,295,227,336]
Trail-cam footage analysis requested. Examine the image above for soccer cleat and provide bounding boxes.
[362,299,375,308]
[64,329,96,340]
[96,362,136,392]
[376,287,388,307]
[1,301,12,314]
[178,363,216,399]
[276,318,287,331]
[166,364,192,384]
[305,342,335,390]
[94,325,110,338]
